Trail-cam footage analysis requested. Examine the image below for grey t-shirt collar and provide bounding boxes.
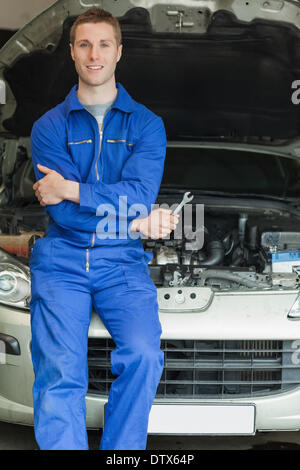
[80,98,115,119]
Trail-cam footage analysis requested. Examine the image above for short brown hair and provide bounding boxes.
[70,7,122,46]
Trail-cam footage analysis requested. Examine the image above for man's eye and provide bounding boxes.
[101,43,109,47]
[80,43,88,47]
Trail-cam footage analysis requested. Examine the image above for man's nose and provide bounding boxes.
[89,45,102,60]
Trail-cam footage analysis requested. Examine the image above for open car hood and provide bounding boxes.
[1,0,300,148]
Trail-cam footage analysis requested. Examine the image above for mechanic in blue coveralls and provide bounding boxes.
[29,7,179,450]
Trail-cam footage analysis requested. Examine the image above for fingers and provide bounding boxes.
[159,216,180,230]
[34,188,45,206]
[155,209,179,221]
[146,209,180,239]
[156,209,179,219]
[154,226,175,239]
[157,208,173,214]
[37,164,53,174]
[160,223,177,231]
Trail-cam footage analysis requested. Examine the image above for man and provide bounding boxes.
[29,7,178,450]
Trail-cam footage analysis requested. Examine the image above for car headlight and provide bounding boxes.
[0,248,31,310]
[288,294,300,320]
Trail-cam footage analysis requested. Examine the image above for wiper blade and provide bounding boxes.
[159,187,300,203]
[224,192,299,203]
[160,187,231,197]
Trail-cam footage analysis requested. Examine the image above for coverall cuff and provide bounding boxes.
[79,182,94,212]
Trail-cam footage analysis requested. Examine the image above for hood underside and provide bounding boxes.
[1,6,300,139]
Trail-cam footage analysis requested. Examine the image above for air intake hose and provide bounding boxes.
[199,240,225,266]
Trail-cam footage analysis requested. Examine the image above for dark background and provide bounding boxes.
[0,29,17,48]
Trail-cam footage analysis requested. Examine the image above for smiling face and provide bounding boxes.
[70,22,122,89]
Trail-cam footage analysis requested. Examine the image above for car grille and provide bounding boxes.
[87,339,300,398]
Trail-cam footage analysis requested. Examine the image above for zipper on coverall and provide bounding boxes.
[86,108,112,272]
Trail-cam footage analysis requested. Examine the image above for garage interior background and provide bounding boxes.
[0,0,56,47]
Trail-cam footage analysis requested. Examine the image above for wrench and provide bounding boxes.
[173,191,194,216]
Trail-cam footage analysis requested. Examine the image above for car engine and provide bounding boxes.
[0,165,300,293]
[144,209,300,291]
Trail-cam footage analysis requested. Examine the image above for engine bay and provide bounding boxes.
[1,137,300,293]
[145,208,300,291]
[1,200,300,292]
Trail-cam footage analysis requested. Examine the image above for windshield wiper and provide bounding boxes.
[159,187,300,204]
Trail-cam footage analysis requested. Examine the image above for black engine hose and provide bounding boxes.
[199,240,225,266]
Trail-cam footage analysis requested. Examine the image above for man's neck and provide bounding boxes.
[77,78,118,105]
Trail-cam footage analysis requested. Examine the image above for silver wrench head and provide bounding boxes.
[173,192,194,215]
[182,191,194,204]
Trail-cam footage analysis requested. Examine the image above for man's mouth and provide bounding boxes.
[86,65,104,71]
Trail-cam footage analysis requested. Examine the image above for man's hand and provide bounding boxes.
[131,208,179,239]
[33,164,67,206]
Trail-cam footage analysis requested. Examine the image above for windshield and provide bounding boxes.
[161,147,300,198]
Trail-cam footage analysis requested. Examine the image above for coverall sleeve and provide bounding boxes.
[30,119,106,233]
[78,116,167,217]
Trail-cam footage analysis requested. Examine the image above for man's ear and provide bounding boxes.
[70,43,75,61]
[117,43,123,63]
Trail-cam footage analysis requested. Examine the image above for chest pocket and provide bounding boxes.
[67,139,94,182]
[106,139,134,147]
[68,139,93,145]
[102,138,135,183]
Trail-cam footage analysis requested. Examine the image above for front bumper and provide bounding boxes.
[1,382,300,433]
[1,287,300,432]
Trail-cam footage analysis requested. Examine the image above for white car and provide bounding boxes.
[1,0,300,436]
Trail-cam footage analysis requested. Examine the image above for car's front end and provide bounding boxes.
[2,0,300,436]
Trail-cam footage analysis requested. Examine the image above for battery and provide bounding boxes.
[269,251,300,273]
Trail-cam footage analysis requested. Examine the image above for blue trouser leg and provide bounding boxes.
[30,291,92,450]
[30,238,92,450]
[30,238,164,450]
[92,264,164,450]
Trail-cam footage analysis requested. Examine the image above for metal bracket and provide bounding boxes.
[152,5,211,34]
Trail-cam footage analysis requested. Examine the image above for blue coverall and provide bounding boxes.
[29,82,167,450]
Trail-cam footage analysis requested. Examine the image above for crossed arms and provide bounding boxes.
[31,116,179,239]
